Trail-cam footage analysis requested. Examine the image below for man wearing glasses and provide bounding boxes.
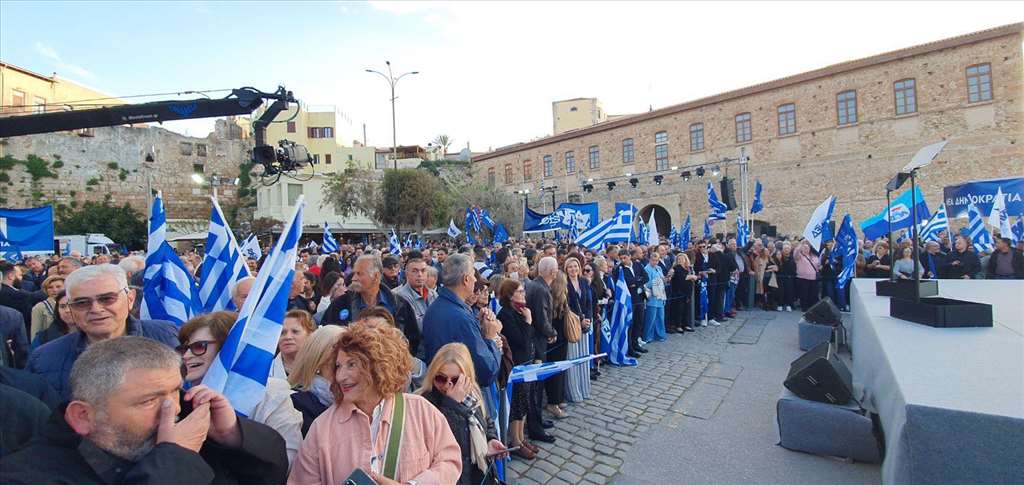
[26,264,178,399]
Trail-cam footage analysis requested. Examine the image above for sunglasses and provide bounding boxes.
[176,340,215,356]
[69,288,128,312]
[434,373,460,387]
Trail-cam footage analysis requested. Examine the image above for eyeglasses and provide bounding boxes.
[176,340,215,356]
[69,288,128,312]
[583,268,593,273]
[434,373,460,387]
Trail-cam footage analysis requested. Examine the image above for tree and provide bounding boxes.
[377,168,447,231]
[249,217,280,236]
[445,178,523,236]
[322,161,380,219]
[55,200,148,250]
[432,134,454,155]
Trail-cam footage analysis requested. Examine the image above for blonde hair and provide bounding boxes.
[550,271,569,318]
[288,325,344,389]
[415,342,486,418]
[675,252,691,267]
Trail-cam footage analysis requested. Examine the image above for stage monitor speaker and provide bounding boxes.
[784,342,853,405]
[803,297,842,326]
[720,177,738,210]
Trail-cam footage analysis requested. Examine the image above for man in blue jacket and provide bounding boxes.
[422,253,502,388]
[26,264,177,399]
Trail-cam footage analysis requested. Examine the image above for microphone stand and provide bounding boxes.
[909,169,922,303]
[886,188,895,282]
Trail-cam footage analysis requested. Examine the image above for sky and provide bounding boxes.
[1,1,1021,152]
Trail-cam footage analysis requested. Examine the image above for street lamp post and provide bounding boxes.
[366,61,419,170]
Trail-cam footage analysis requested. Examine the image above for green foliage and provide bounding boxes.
[322,161,380,220]
[0,173,8,183]
[55,200,147,250]
[0,156,16,170]
[118,169,129,181]
[106,161,119,170]
[52,154,61,160]
[52,160,64,169]
[448,179,523,235]
[376,168,449,231]
[86,177,100,186]
[0,155,58,180]
[0,197,6,205]
[31,190,43,200]
[69,190,77,197]
[418,159,468,177]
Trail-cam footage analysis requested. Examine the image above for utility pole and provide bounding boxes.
[366,61,419,170]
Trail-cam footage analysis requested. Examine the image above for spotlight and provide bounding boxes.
[629,177,639,188]
[681,170,691,181]
[582,182,594,193]
[653,175,664,185]
[712,165,721,177]
[696,166,706,178]
[607,181,617,191]
[670,165,678,171]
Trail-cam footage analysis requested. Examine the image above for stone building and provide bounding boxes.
[471,23,1024,237]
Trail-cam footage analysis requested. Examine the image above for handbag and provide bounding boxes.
[768,272,779,289]
[564,307,582,343]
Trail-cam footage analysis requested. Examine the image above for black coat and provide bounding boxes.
[567,276,594,323]
[986,248,1024,278]
[0,284,44,335]
[321,283,398,326]
[0,305,28,369]
[0,404,289,485]
[613,263,646,305]
[422,389,498,485]
[290,390,329,437]
[497,306,535,365]
[524,278,556,361]
[0,383,49,459]
[0,367,59,410]
[942,249,981,279]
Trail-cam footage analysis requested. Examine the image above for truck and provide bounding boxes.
[56,234,119,256]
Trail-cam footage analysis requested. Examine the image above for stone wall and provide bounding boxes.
[1,120,252,221]
[471,26,1024,237]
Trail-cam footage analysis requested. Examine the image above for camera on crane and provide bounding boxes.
[252,139,311,176]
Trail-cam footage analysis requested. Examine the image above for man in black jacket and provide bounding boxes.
[0,336,288,485]
[987,237,1024,279]
[613,249,647,357]
[920,241,947,280]
[322,254,398,325]
[0,261,46,334]
[0,306,28,369]
[941,234,982,279]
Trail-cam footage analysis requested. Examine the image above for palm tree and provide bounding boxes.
[432,134,454,156]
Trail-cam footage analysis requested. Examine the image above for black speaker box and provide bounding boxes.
[784,342,853,405]
[720,177,738,210]
[803,297,842,326]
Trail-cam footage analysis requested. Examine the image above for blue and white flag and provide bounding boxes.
[698,278,709,321]
[750,179,764,214]
[803,196,836,252]
[493,224,510,244]
[480,209,497,231]
[835,214,857,290]
[322,223,339,253]
[967,201,994,253]
[466,207,480,233]
[240,234,262,261]
[680,215,691,250]
[447,218,461,238]
[141,192,200,325]
[605,203,634,243]
[943,176,1024,219]
[920,203,949,243]
[860,187,930,241]
[988,186,1013,238]
[703,217,713,240]
[577,217,615,252]
[198,198,251,313]
[202,196,304,417]
[0,206,53,261]
[668,226,678,249]
[636,217,648,244]
[736,214,748,247]
[389,229,402,255]
[1012,216,1024,244]
[707,181,729,217]
[645,211,659,246]
[604,270,638,367]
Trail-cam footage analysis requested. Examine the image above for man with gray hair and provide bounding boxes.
[322,253,398,326]
[55,256,85,277]
[231,276,256,310]
[118,255,146,287]
[422,253,502,388]
[26,264,178,399]
[0,336,288,484]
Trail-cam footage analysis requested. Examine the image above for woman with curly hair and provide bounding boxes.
[288,318,462,485]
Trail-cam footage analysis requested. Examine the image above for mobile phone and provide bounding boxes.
[343,468,376,485]
[486,446,519,458]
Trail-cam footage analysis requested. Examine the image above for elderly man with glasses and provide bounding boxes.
[26,264,178,399]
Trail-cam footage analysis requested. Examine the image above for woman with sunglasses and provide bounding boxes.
[417,342,507,485]
[178,311,303,464]
[31,289,75,349]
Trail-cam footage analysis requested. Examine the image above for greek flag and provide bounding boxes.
[802,196,836,252]
[698,277,709,321]
[703,217,713,240]
[1011,216,1024,244]
[967,201,994,252]
[202,196,304,417]
[389,229,402,255]
[680,215,691,250]
[669,226,678,249]
[141,192,200,325]
[577,217,615,252]
[480,209,497,231]
[636,217,647,244]
[198,197,251,313]
[466,207,481,233]
[736,214,748,247]
[750,179,764,214]
[920,203,948,243]
[322,223,339,253]
[447,218,461,238]
[240,234,262,261]
[988,186,1013,238]
[605,203,634,243]
[604,270,638,366]
[707,182,729,217]
[835,214,858,290]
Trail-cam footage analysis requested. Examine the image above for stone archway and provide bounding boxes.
[637,204,672,240]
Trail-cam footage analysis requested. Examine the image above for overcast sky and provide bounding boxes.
[1,1,1021,151]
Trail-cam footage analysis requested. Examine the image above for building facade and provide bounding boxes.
[472,24,1024,237]
[0,62,126,117]
[553,97,607,135]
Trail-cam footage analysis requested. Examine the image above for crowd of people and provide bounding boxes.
[0,224,1020,484]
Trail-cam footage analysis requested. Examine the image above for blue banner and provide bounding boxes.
[943,177,1024,219]
[859,187,930,241]
[0,206,54,256]
[522,202,599,234]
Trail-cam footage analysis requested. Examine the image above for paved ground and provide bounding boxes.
[506,309,881,485]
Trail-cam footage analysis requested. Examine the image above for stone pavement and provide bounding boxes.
[506,314,745,485]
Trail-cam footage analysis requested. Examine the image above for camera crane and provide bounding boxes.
[0,86,311,184]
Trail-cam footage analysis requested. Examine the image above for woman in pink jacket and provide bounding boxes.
[288,317,462,485]
[794,240,822,312]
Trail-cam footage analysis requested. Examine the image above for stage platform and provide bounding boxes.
[849,279,1024,485]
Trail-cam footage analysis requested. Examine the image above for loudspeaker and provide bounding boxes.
[720,177,738,210]
[803,297,842,326]
[784,342,853,405]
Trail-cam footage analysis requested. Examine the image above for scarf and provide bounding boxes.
[466,401,489,472]
[310,375,334,407]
